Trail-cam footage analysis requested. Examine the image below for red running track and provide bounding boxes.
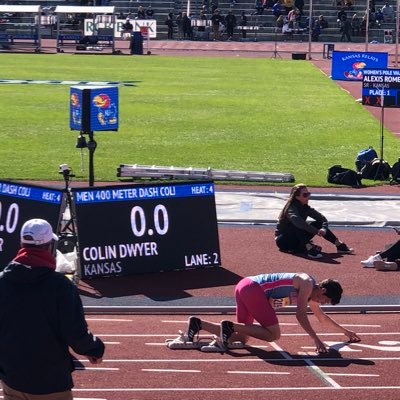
[39,313,400,400]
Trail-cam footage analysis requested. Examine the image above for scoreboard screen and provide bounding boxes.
[0,180,63,267]
[362,68,400,107]
[71,181,221,279]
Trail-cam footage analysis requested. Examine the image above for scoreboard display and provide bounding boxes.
[0,180,63,267]
[71,181,221,279]
[362,68,400,107]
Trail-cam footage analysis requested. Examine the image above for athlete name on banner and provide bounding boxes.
[72,181,220,278]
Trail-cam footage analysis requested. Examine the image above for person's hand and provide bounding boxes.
[344,330,361,343]
[87,356,103,364]
[317,229,326,237]
[314,338,328,354]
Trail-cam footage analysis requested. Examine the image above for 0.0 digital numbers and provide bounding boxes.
[0,202,19,233]
[130,204,169,237]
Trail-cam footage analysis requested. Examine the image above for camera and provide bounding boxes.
[59,164,70,173]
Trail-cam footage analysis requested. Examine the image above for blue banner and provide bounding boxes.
[73,182,215,204]
[331,51,388,81]
[0,181,62,204]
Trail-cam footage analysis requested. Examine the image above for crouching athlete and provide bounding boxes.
[171,273,360,353]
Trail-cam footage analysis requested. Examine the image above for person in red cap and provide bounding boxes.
[0,218,105,400]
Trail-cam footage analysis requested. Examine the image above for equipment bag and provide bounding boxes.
[355,147,378,172]
[327,165,362,187]
[360,158,391,180]
[390,159,400,185]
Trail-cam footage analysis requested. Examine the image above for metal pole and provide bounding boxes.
[365,0,369,52]
[308,0,312,60]
[396,0,399,67]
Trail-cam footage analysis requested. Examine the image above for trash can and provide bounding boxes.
[130,31,143,55]
[323,43,334,59]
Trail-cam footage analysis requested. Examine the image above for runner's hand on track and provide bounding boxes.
[314,338,328,354]
[345,330,361,343]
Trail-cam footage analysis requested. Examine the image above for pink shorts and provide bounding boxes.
[235,277,278,327]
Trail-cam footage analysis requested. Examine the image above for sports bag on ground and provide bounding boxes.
[355,147,378,172]
[327,165,362,187]
[360,158,391,180]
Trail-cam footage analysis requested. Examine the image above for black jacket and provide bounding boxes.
[276,199,329,236]
[0,262,105,394]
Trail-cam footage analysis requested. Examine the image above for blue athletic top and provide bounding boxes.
[249,272,316,300]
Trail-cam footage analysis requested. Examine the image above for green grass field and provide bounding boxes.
[0,53,397,186]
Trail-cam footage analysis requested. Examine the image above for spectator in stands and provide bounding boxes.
[351,13,361,35]
[137,5,146,19]
[361,14,368,35]
[239,11,248,38]
[183,12,192,39]
[272,0,283,19]
[122,17,134,40]
[176,12,184,40]
[318,15,328,29]
[225,10,237,40]
[382,2,394,22]
[375,7,384,27]
[254,0,265,15]
[146,6,154,18]
[295,0,304,15]
[276,14,285,29]
[312,19,321,41]
[198,10,208,32]
[340,17,352,41]
[211,9,223,40]
[275,184,353,259]
[165,12,174,39]
[287,7,299,29]
[337,7,347,26]
[0,218,105,400]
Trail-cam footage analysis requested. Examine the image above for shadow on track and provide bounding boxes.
[78,266,243,300]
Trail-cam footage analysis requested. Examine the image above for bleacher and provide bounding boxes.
[1,0,398,42]
[109,0,398,42]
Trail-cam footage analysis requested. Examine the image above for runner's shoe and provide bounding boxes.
[360,253,382,267]
[220,320,235,349]
[307,245,322,259]
[187,316,202,342]
[166,330,206,349]
[336,242,354,254]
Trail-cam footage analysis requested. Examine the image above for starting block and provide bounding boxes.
[166,330,212,349]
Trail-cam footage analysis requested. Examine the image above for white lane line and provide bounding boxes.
[327,373,380,377]
[161,320,298,326]
[341,324,381,328]
[75,367,120,371]
[296,350,341,389]
[145,342,270,349]
[75,356,400,362]
[269,343,340,388]
[75,398,108,400]
[96,332,400,337]
[227,371,290,375]
[86,318,132,322]
[73,386,400,392]
[103,342,120,345]
[142,369,201,373]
